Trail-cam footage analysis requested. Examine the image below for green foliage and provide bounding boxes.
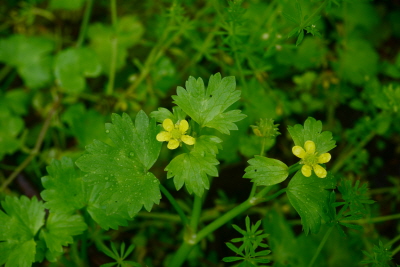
[75,111,161,217]
[286,171,337,235]
[223,216,271,266]
[172,73,247,135]
[165,151,219,197]
[0,196,44,267]
[54,47,101,93]
[88,16,143,74]
[243,156,289,186]
[288,117,336,154]
[98,242,140,267]
[1,0,400,266]
[0,35,54,88]
[360,241,393,267]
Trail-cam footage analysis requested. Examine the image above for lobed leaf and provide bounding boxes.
[76,111,161,217]
[165,151,219,197]
[287,117,336,154]
[172,73,246,135]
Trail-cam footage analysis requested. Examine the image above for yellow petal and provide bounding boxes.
[179,119,189,133]
[156,131,171,142]
[301,165,312,177]
[318,153,331,164]
[181,135,195,145]
[163,118,174,132]
[313,164,327,178]
[167,139,180,150]
[304,140,315,154]
[292,146,306,158]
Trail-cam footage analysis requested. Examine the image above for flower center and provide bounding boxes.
[171,128,182,140]
[303,152,319,166]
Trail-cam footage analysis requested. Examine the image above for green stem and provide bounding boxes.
[392,243,400,257]
[106,0,118,95]
[0,65,12,84]
[160,184,189,226]
[387,234,400,248]
[308,226,333,267]
[0,98,59,192]
[169,186,285,267]
[331,131,375,173]
[76,0,94,47]
[299,0,328,29]
[190,195,203,233]
[342,213,400,224]
[288,162,301,175]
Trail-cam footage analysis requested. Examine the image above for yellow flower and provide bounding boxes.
[156,119,195,150]
[292,140,331,178]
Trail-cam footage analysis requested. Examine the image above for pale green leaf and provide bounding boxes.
[54,47,101,93]
[193,135,223,156]
[287,117,336,154]
[243,156,289,186]
[165,151,219,197]
[172,73,246,135]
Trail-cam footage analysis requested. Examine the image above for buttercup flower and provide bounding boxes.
[156,118,195,150]
[292,140,331,178]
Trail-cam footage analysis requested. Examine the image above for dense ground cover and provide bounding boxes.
[1,0,400,266]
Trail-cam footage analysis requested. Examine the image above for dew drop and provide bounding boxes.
[105,177,109,180]
[145,139,149,144]
[106,130,110,134]
[130,152,135,157]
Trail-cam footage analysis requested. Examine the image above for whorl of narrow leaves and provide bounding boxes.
[172,73,247,135]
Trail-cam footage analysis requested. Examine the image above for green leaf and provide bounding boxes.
[172,73,247,135]
[54,47,101,93]
[165,151,219,197]
[41,213,87,253]
[61,103,108,148]
[286,171,336,235]
[193,135,223,156]
[150,106,187,124]
[296,30,305,46]
[282,12,299,24]
[0,35,54,89]
[243,156,289,186]
[0,196,45,267]
[41,157,86,213]
[0,105,24,160]
[288,27,300,38]
[287,117,336,154]
[86,184,130,230]
[75,111,161,217]
[88,16,143,74]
